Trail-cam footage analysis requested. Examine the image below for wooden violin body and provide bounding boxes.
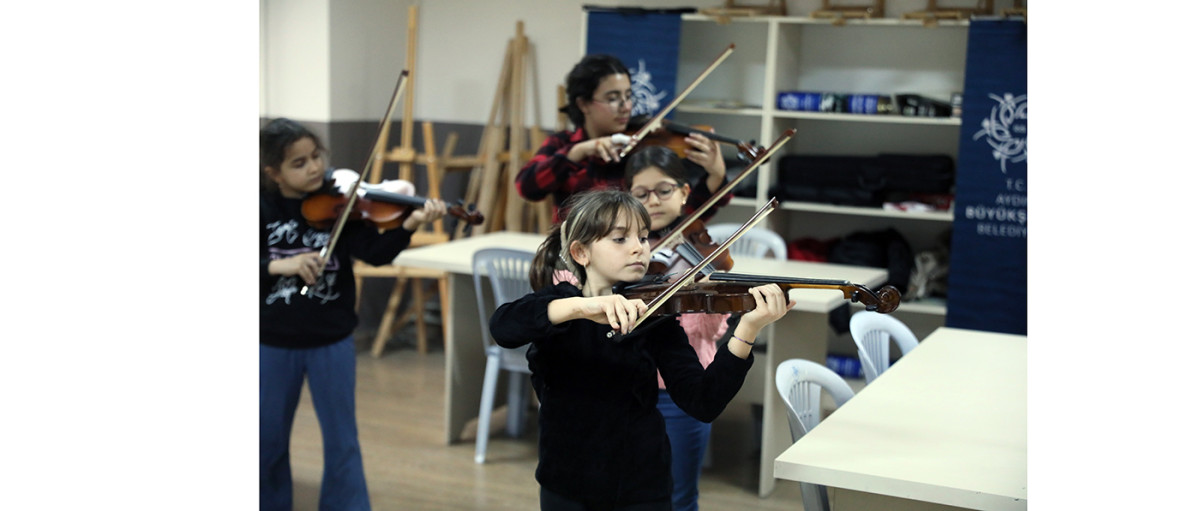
[648,221,734,276]
[626,118,764,162]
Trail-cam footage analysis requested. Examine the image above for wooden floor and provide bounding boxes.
[286,341,807,511]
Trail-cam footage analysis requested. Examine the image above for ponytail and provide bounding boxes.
[530,223,568,290]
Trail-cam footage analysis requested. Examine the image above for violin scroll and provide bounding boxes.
[845,284,902,314]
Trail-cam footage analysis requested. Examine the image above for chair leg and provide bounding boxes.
[413,278,428,354]
[800,481,831,511]
[370,277,408,358]
[436,274,449,350]
[505,370,527,438]
[475,355,502,464]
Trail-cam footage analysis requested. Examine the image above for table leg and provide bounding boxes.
[444,273,487,444]
[831,488,974,511]
[758,310,829,497]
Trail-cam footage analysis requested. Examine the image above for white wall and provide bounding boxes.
[261,0,331,120]
[330,0,416,120]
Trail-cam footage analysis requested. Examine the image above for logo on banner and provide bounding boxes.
[972,92,1027,174]
[630,59,669,117]
[965,92,1027,239]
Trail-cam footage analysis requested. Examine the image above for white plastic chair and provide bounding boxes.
[849,310,919,384]
[775,359,855,511]
[705,223,788,260]
[472,248,536,464]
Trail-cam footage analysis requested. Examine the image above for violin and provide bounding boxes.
[608,197,900,341]
[626,118,764,162]
[616,272,901,317]
[301,70,409,296]
[649,128,796,256]
[647,220,734,276]
[301,175,484,231]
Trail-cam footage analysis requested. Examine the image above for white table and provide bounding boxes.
[393,231,887,496]
[774,327,1027,510]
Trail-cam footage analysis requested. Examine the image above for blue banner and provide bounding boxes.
[945,20,1028,335]
[585,8,684,118]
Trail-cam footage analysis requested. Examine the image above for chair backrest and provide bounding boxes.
[705,223,788,260]
[774,358,855,511]
[472,248,535,361]
[849,311,919,384]
[775,359,855,441]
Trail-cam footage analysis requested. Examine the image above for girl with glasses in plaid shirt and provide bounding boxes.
[516,54,731,223]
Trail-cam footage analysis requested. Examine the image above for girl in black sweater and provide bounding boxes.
[489,190,793,510]
[259,118,445,511]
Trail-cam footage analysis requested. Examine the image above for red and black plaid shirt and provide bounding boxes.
[516,128,731,223]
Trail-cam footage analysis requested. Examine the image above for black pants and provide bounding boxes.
[540,487,671,511]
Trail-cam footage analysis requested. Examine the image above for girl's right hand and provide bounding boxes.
[570,134,631,163]
[271,252,324,285]
[578,294,647,335]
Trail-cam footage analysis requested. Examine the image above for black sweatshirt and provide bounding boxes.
[489,282,752,507]
[259,190,414,348]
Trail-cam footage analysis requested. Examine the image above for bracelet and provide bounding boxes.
[732,334,755,347]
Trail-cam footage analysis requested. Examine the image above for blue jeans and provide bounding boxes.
[260,336,370,511]
[657,390,712,511]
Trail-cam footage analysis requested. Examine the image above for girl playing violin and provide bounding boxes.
[489,190,794,511]
[624,145,733,511]
[259,118,445,511]
[515,54,731,223]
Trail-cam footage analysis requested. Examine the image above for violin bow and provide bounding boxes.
[609,197,778,339]
[302,70,409,296]
[650,128,796,256]
[618,44,735,160]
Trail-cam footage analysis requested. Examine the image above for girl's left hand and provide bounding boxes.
[683,132,726,180]
[738,284,795,332]
[402,199,448,230]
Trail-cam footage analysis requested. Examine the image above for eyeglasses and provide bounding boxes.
[592,93,635,111]
[631,183,679,203]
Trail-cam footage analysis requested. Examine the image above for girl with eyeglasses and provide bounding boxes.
[624,145,736,511]
[516,54,731,223]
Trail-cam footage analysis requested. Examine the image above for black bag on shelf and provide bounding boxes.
[772,155,885,206]
[825,228,914,334]
[827,228,914,293]
[772,153,955,206]
[869,154,956,197]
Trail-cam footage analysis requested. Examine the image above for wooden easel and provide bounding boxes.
[904,0,994,26]
[1003,0,1026,21]
[812,0,886,25]
[353,4,455,357]
[463,21,551,236]
[700,0,786,23]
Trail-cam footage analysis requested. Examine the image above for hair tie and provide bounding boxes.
[732,334,755,347]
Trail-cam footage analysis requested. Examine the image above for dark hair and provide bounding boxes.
[530,190,650,290]
[259,118,325,191]
[623,145,689,188]
[560,54,630,129]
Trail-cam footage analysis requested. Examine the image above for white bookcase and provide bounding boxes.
[670,14,971,317]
